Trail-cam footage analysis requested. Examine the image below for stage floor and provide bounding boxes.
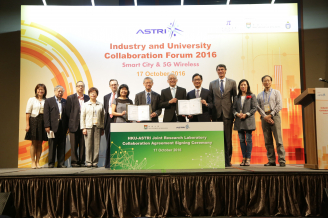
[0,164,326,177]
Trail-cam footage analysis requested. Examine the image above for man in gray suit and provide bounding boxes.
[135,77,162,122]
[209,64,237,167]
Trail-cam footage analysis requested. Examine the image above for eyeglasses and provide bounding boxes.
[110,84,118,87]
[76,85,84,88]
[193,79,202,82]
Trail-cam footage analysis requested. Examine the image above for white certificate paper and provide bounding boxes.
[127,105,151,121]
[177,98,203,115]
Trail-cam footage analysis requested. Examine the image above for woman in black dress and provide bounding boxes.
[25,84,48,169]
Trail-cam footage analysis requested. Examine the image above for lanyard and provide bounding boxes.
[263,89,272,103]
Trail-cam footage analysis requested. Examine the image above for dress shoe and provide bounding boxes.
[71,164,80,167]
[80,164,86,167]
[92,165,98,168]
[48,165,54,168]
[86,165,92,168]
[57,165,67,168]
[280,163,286,167]
[264,162,276,166]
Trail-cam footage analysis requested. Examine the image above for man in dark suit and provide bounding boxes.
[104,79,119,168]
[66,81,90,167]
[160,73,187,122]
[187,73,213,122]
[209,64,237,167]
[135,77,162,122]
[44,85,68,168]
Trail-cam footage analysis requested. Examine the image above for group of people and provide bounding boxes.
[25,64,286,169]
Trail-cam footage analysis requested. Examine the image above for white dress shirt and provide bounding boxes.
[108,92,116,114]
[170,86,177,98]
[219,77,226,91]
[26,97,45,117]
[195,87,202,97]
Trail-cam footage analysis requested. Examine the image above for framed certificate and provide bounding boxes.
[126,104,152,121]
[177,98,203,115]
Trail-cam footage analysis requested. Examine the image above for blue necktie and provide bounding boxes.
[147,92,151,104]
[220,80,224,96]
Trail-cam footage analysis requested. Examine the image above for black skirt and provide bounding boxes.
[25,114,48,141]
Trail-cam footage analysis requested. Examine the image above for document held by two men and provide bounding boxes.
[177,98,203,115]
[127,104,152,121]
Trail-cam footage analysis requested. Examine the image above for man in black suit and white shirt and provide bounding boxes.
[209,64,237,167]
[135,77,162,122]
[160,73,187,122]
[44,85,68,168]
[103,79,119,168]
[187,73,213,122]
[66,81,90,167]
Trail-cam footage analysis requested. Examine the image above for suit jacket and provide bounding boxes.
[135,90,162,122]
[232,94,257,131]
[44,96,68,133]
[209,78,237,119]
[66,93,90,132]
[187,88,213,122]
[160,86,187,122]
[104,92,115,129]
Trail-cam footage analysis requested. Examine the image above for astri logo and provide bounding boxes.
[136,21,183,38]
[144,125,148,129]
[318,93,326,97]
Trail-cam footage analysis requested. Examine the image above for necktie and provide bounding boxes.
[172,87,176,98]
[147,92,151,104]
[196,89,200,98]
[220,80,224,96]
[110,92,115,118]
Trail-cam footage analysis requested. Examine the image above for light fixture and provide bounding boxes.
[42,0,47,6]
[181,0,184,6]
[91,0,95,6]
[271,0,275,4]
[134,0,137,6]
[226,0,230,5]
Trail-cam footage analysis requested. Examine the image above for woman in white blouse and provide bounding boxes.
[25,84,48,169]
[81,87,104,167]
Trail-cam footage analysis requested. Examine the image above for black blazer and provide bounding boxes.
[135,90,162,122]
[187,88,213,122]
[160,86,187,122]
[104,92,115,128]
[44,96,68,133]
[66,93,90,132]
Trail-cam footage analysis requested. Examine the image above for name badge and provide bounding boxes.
[39,108,44,114]
[264,104,271,112]
[93,117,98,125]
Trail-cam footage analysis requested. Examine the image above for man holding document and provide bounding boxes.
[134,77,162,122]
[186,73,212,122]
[160,73,187,122]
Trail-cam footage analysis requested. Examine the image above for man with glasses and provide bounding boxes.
[187,73,212,122]
[44,85,68,168]
[257,75,286,167]
[160,73,187,122]
[209,64,237,167]
[104,79,119,168]
[66,81,90,167]
[135,77,162,122]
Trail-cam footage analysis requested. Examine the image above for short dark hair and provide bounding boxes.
[76,81,85,86]
[117,84,130,98]
[261,75,273,82]
[34,84,47,99]
[192,73,203,81]
[237,79,252,96]
[88,87,99,95]
[109,79,118,85]
[216,64,227,71]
